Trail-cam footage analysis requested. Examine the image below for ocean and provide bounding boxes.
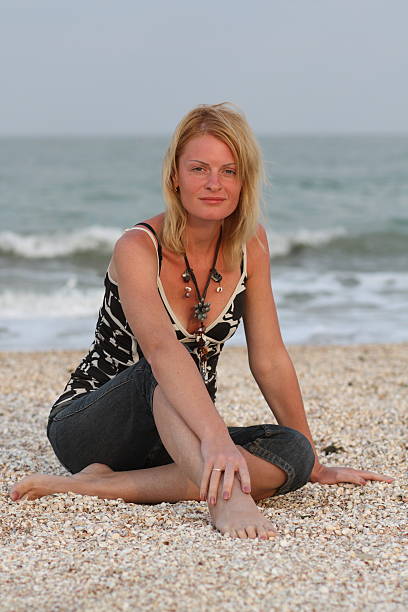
[0,135,407,351]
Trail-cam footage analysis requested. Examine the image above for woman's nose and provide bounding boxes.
[206,171,222,190]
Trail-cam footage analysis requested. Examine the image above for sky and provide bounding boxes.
[0,0,407,135]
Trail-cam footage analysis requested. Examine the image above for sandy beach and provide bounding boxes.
[1,343,407,611]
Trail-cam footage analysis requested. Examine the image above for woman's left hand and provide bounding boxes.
[310,463,394,486]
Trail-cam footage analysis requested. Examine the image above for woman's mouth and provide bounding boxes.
[199,197,226,203]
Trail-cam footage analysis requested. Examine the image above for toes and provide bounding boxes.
[266,527,277,539]
[220,527,236,539]
[15,493,31,502]
[245,525,257,539]
[9,476,43,502]
[256,526,268,540]
[264,519,277,531]
[9,488,20,501]
[237,528,248,539]
[10,483,27,501]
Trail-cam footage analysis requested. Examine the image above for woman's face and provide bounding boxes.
[174,134,242,223]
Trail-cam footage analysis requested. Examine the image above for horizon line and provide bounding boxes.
[1,130,407,139]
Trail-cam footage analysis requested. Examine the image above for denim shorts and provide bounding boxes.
[47,358,314,496]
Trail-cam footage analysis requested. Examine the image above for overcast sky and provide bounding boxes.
[1,0,407,135]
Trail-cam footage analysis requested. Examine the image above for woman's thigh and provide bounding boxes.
[47,359,160,474]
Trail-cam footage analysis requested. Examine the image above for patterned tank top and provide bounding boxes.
[50,223,247,415]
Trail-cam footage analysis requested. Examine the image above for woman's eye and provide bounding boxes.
[191,166,205,172]
[224,168,236,175]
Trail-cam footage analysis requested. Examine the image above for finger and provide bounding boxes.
[357,471,394,483]
[222,466,236,500]
[208,470,223,505]
[338,472,368,486]
[238,462,251,494]
[199,463,214,501]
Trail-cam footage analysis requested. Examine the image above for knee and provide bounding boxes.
[239,423,315,496]
[281,427,315,493]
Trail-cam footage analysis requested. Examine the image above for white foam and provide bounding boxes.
[274,269,408,306]
[0,225,348,260]
[1,269,407,348]
[0,285,103,318]
[0,226,123,258]
[273,269,408,344]
[266,226,347,258]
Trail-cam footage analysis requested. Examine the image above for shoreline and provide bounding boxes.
[1,343,407,610]
[2,337,408,354]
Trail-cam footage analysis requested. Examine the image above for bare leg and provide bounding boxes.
[10,462,200,503]
[11,387,285,538]
[10,448,283,506]
[150,386,281,539]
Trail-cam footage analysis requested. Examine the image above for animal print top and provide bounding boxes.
[50,223,247,416]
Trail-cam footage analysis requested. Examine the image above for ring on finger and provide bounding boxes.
[212,468,223,472]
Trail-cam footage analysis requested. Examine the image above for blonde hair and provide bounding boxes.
[161,102,264,269]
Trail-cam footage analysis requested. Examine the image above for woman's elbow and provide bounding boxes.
[144,334,185,375]
[249,359,273,382]
[249,349,291,381]
[139,331,177,369]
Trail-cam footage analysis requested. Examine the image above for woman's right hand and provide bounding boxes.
[200,436,252,504]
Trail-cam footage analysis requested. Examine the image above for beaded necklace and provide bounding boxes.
[182,228,223,380]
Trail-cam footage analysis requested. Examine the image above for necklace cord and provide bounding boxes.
[182,228,223,380]
[183,228,222,305]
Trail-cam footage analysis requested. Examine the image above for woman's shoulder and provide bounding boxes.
[122,213,164,238]
[108,214,165,282]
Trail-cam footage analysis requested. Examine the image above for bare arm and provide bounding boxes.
[243,226,393,486]
[113,230,251,500]
[243,226,320,470]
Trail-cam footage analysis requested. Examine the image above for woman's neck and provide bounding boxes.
[184,219,222,258]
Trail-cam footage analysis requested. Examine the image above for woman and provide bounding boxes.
[10,103,392,540]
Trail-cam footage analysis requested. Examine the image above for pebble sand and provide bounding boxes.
[1,344,407,611]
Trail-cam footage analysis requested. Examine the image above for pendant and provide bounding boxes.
[195,328,209,382]
[210,268,222,283]
[195,326,205,344]
[194,299,210,321]
[184,286,192,298]
[199,360,209,382]
[182,270,191,282]
[216,286,223,293]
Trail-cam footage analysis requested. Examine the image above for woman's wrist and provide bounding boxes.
[201,424,230,445]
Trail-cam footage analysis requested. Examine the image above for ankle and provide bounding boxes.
[207,474,251,509]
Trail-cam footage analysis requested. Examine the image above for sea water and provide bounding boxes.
[0,135,407,350]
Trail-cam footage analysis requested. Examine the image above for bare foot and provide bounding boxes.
[9,463,113,501]
[208,478,277,540]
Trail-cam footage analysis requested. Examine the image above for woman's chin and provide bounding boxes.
[186,207,237,224]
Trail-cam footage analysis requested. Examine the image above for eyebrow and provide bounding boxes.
[187,159,237,167]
